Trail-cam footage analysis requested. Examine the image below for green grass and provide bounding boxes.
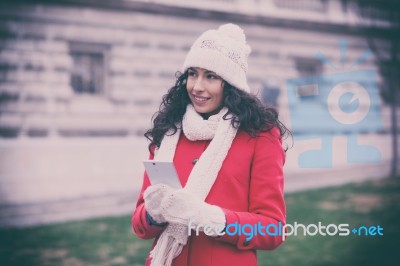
[1,177,399,266]
[258,177,400,266]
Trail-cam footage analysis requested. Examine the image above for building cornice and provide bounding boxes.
[1,0,396,39]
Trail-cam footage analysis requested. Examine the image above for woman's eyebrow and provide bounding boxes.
[205,70,221,77]
[188,67,197,72]
[205,70,217,75]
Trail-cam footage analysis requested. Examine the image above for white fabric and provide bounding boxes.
[182,23,251,93]
[161,190,226,234]
[144,184,174,224]
[149,104,238,266]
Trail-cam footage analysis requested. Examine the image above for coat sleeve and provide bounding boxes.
[131,147,168,239]
[215,128,286,250]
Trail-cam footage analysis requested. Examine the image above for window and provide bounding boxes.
[69,42,109,95]
[295,57,323,77]
[294,57,323,100]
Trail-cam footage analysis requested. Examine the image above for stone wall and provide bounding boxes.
[0,0,397,227]
[0,1,394,137]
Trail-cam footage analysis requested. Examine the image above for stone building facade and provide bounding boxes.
[0,0,397,226]
[1,0,394,138]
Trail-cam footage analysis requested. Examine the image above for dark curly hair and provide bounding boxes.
[145,71,290,153]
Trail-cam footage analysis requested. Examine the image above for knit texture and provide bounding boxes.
[160,190,226,235]
[144,184,174,224]
[150,104,238,266]
[182,23,251,93]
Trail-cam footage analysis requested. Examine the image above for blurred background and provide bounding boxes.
[0,0,399,242]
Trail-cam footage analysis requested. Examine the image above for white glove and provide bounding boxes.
[143,184,174,224]
[160,190,226,235]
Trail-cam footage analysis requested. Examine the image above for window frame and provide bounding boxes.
[68,41,110,97]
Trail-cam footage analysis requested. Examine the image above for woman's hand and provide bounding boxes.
[160,190,226,235]
[143,184,174,224]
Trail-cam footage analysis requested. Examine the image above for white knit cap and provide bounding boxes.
[182,23,251,93]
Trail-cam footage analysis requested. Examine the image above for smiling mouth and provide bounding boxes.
[193,95,210,103]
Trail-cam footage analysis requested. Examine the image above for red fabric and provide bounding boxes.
[132,128,286,266]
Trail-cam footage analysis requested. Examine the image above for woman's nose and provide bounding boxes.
[193,77,205,92]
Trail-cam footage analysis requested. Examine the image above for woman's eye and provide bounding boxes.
[188,70,197,77]
[207,74,219,80]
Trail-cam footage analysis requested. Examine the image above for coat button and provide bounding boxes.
[192,158,199,165]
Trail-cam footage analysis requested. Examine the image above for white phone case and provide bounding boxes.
[142,160,182,189]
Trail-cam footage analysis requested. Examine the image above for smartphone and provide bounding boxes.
[142,160,182,189]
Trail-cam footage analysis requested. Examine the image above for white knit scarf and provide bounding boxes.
[150,104,238,266]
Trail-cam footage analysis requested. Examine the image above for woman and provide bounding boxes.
[132,23,288,266]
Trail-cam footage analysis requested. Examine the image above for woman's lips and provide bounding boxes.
[193,95,210,105]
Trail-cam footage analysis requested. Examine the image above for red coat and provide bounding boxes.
[132,128,286,266]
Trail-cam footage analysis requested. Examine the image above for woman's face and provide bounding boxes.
[186,67,224,116]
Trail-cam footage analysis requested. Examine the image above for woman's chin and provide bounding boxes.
[192,104,210,114]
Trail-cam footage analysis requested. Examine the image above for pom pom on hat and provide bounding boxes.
[182,23,251,93]
[218,23,246,43]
